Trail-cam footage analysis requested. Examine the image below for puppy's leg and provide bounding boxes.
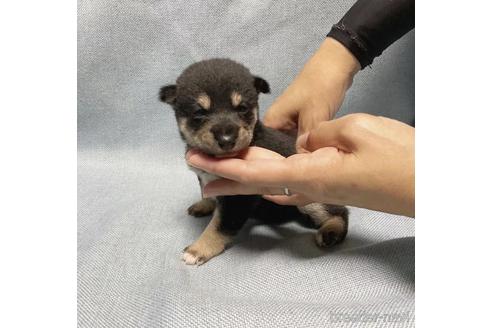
[182,195,256,265]
[216,195,257,233]
[187,174,216,217]
[182,207,230,265]
[187,198,216,217]
[299,204,349,247]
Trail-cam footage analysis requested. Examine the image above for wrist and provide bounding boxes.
[319,37,361,79]
[306,38,360,92]
[298,38,361,119]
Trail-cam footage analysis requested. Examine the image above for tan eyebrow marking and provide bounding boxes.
[231,91,242,107]
[196,93,211,110]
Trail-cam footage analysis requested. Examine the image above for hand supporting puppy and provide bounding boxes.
[263,37,360,136]
[186,114,415,217]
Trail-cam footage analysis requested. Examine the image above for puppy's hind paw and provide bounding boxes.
[315,230,342,248]
[315,216,347,248]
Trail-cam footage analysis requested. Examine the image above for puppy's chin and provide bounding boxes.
[215,152,239,158]
[203,147,243,158]
[192,142,250,158]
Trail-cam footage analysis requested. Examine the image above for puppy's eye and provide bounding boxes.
[190,103,208,116]
[236,104,249,112]
[194,108,208,116]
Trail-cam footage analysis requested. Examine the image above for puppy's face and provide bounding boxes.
[159,59,270,156]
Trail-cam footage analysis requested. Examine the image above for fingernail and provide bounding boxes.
[202,189,209,198]
[296,133,309,153]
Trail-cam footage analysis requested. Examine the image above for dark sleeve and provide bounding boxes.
[327,0,415,69]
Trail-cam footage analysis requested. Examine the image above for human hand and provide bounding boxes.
[186,114,415,217]
[263,37,361,137]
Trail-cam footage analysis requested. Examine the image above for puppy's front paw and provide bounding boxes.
[187,199,216,217]
[182,241,224,266]
[182,251,205,266]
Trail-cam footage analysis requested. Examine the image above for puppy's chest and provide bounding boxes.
[188,165,219,187]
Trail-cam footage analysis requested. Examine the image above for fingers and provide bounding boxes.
[298,108,330,137]
[239,146,285,161]
[202,178,289,198]
[262,194,313,206]
[296,117,357,153]
[263,102,297,133]
[202,178,312,206]
[186,147,294,188]
[187,146,283,162]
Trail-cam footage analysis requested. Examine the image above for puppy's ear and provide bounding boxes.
[159,85,177,105]
[253,76,270,94]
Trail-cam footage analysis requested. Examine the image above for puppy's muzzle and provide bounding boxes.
[211,123,239,151]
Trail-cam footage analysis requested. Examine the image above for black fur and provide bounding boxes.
[159,85,177,104]
[252,122,296,157]
[254,76,270,94]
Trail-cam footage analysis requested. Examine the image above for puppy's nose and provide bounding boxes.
[211,124,239,151]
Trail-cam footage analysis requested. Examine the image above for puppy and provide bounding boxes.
[159,58,348,265]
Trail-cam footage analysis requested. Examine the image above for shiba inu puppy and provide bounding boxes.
[160,58,348,265]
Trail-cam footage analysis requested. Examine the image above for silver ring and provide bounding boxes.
[283,187,291,196]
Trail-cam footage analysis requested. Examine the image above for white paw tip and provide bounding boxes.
[182,251,203,265]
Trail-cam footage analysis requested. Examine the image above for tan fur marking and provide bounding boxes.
[231,91,242,107]
[318,216,346,234]
[196,93,211,110]
[178,117,217,152]
[233,109,256,150]
[237,126,250,145]
[178,118,188,135]
[299,203,331,226]
[182,209,231,265]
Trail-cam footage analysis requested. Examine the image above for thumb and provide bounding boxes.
[262,193,313,206]
[296,118,355,153]
[263,97,298,132]
[297,108,330,136]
